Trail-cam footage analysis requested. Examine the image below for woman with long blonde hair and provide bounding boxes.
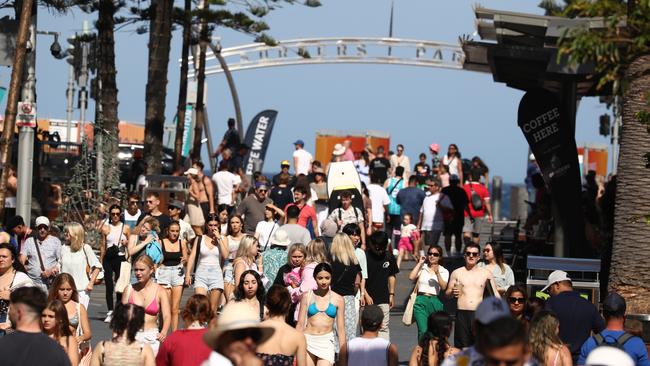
[61,222,102,308]
[330,233,364,339]
[529,310,572,366]
[232,235,261,289]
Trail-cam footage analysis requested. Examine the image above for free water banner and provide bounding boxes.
[243,110,278,177]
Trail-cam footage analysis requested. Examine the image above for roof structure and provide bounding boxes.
[461,6,622,97]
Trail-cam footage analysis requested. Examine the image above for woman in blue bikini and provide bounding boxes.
[296,262,346,366]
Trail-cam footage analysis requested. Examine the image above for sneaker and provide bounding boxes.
[392,249,399,257]
[104,311,113,323]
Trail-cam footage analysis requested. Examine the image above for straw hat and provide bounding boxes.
[203,302,274,349]
[271,229,292,247]
[333,143,346,156]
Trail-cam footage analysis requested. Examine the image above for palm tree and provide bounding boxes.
[143,0,174,175]
[173,0,191,171]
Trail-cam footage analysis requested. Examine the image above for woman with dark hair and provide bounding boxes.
[235,270,266,320]
[216,204,230,235]
[122,255,171,355]
[254,204,284,252]
[408,311,459,366]
[470,156,489,188]
[479,242,515,295]
[408,245,449,341]
[222,215,244,301]
[157,220,188,331]
[42,300,79,366]
[100,204,130,322]
[257,285,307,366]
[525,296,546,323]
[185,215,228,315]
[355,150,371,186]
[48,273,92,351]
[156,294,214,366]
[441,144,462,183]
[505,285,528,325]
[90,303,155,366]
[0,243,32,332]
[297,262,346,366]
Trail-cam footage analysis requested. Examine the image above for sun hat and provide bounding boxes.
[313,166,326,176]
[475,296,511,325]
[167,200,184,210]
[541,270,572,292]
[333,143,346,156]
[271,229,292,247]
[585,346,634,366]
[429,143,440,153]
[203,302,274,350]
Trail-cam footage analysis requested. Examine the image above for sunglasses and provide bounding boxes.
[427,252,440,257]
[226,328,263,342]
[37,225,49,231]
[146,200,155,204]
[258,189,268,193]
[110,212,121,216]
[464,252,480,258]
[508,297,525,304]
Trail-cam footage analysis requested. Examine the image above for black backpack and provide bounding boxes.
[592,332,635,352]
[469,184,483,211]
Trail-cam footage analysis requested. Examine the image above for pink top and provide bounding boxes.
[291,262,318,321]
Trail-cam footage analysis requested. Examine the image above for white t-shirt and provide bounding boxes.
[367,184,390,223]
[212,170,239,206]
[417,265,449,295]
[255,221,279,251]
[420,193,452,231]
[293,148,313,176]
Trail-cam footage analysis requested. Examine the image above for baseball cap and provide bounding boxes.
[184,167,199,176]
[256,182,269,191]
[280,160,290,167]
[541,270,571,292]
[603,292,626,316]
[361,305,384,330]
[35,216,50,228]
[585,346,634,366]
[168,200,184,210]
[475,296,511,325]
[429,143,440,153]
[293,139,304,146]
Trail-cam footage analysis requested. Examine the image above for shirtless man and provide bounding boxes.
[445,242,499,348]
[192,161,215,220]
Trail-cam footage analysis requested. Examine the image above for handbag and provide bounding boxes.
[483,278,496,299]
[114,250,132,294]
[402,282,419,326]
[82,245,103,285]
[76,302,93,366]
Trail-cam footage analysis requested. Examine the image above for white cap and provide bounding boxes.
[35,216,50,228]
[541,270,571,292]
[184,167,199,176]
[585,346,634,366]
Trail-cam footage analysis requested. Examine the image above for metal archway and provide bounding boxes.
[187,37,465,77]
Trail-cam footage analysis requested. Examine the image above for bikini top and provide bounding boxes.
[307,291,337,319]
[69,302,80,329]
[128,286,159,316]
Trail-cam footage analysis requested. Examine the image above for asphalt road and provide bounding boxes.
[85,257,466,365]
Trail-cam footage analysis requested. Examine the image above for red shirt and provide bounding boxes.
[156,328,212,366]
[285,202,318,230]
[463,182,490,218]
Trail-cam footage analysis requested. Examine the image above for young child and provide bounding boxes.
[438,163,450,188]
[397,213,420,268]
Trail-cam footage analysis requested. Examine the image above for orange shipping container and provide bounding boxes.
[315,130,390,164]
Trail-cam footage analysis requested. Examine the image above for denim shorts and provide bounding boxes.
[223,260,234,285]
[194,263,224,291]
[156,264,184,288]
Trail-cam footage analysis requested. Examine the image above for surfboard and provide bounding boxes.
[326,161,364,215]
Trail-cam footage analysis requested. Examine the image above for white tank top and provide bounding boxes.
[347,337,390,366]
[226,235,241,259]
[199,238,221,266]
[443,155,460,176]
[106,223,127,255]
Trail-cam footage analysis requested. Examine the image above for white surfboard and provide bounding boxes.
[326,161,364,214]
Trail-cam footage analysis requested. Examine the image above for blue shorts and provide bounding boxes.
[156,264,184,288]
[223,260,234,284]
[194,263,224,291]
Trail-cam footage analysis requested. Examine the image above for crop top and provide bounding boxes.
[307,291,337,319]
[161,239,182,266]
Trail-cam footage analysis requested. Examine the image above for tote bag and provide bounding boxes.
[402,283,419,326]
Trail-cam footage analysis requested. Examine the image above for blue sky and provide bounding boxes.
[1,0,612,183]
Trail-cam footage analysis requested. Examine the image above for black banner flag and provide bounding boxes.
[242,110,278,179]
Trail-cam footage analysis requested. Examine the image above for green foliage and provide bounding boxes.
[553,0,650,92]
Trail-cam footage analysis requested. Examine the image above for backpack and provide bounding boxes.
[144,231,163,264]
[592,332,635,352]
[469,184,484,211]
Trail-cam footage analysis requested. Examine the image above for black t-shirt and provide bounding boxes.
[414,162,431,184]
[223,128,241,151]
[441,185,469,220]
[270,187,294,211]
[137,213,172,234]
[331,260,362,296]
[0,331,71,366]
[272,173,295,188]
[364,251,399,304]
[369,157,390,184]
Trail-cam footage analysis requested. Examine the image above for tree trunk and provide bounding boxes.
[190,42,207,162]
[609,53,650,314]
[0,0,33,220]
[144,0,174,175]
[96,0,119,140]
[173,0,191,171]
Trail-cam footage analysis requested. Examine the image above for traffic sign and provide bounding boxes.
[16,101,36,128]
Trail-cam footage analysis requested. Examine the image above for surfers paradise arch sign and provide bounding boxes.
[187,37,465,77]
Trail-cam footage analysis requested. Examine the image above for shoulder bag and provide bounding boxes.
[402,282,419,326]
[114,249,132,294]
[34,239,55,289]
[82,245,103,285]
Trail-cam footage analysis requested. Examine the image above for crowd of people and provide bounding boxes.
[0,135,644,366]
